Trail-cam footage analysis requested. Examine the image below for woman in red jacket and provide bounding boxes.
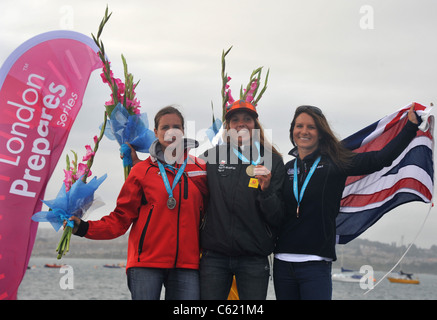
[69,106,208,300]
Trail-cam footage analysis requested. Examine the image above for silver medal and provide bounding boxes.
[167,197,177,209]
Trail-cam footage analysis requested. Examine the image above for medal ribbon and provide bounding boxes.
[233,141,261,165]
[157,156,188,200]
[293,156,321,217]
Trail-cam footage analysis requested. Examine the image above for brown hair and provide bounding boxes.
[289,105,354,169]
[154,105,185,130]
[224,112,282,157]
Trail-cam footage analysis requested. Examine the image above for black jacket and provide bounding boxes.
[200,143,285,256]
[275,120,419,261]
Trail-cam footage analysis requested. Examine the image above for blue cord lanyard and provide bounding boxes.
[157,156,188,203]
[233,141,261,165]
[293,156,321,218]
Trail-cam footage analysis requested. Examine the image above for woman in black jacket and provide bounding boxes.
[200,100,285,300]
[274,104,419,300]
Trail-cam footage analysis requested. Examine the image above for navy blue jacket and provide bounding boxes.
[275,120,419,261]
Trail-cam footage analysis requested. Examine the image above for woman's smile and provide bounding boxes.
[293,112,320,158]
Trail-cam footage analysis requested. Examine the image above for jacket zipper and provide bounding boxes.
[230,159,241,252]
[140,162,186,266]
[183,172,188,199]
[173,166,188,267]
[174,179,182,267]
[138,205,154,261]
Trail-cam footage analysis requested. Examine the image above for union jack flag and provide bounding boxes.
[336,103,434,244]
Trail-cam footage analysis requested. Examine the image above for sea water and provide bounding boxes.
[17,257,437,300]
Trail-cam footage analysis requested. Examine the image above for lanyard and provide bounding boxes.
[293,156,321,217]
[157,156,188,199]
[233,141,261,165]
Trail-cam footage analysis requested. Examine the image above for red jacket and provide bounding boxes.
[78,154,207,270]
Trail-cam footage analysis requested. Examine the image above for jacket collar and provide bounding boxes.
[150,138,199,164]
[288,146,321,161]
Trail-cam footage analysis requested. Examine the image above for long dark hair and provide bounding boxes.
[289,105,353,169]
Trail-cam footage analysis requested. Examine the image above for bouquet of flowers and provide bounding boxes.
[207,46,269,144]
[32,5,155,258]
[221,46,269,119]
[32,133,107,259]
[93,6,155,179]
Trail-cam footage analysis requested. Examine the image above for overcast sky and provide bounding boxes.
[1,0,436,249]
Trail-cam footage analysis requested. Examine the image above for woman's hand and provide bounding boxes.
[254,165,271,191]
[120,143,141,166]
[408,103,419,125]
[63,216,81,234]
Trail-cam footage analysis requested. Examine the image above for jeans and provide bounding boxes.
[200,250,270,300]
[127,267,199,300]
[273,258,332,300]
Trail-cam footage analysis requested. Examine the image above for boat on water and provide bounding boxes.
[332,247,373,283]
[44,263,65,268]
[103,263,125,268]
[388,271,420,285]
[332,267,364,283]
[387,237,420,284]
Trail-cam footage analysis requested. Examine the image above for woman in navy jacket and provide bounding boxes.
[274,104,419,300]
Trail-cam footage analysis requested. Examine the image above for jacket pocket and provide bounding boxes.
[138,205,154,261]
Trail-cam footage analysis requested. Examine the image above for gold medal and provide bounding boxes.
[246,164,255,177]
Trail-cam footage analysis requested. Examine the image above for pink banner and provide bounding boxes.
[0,31,100,299]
